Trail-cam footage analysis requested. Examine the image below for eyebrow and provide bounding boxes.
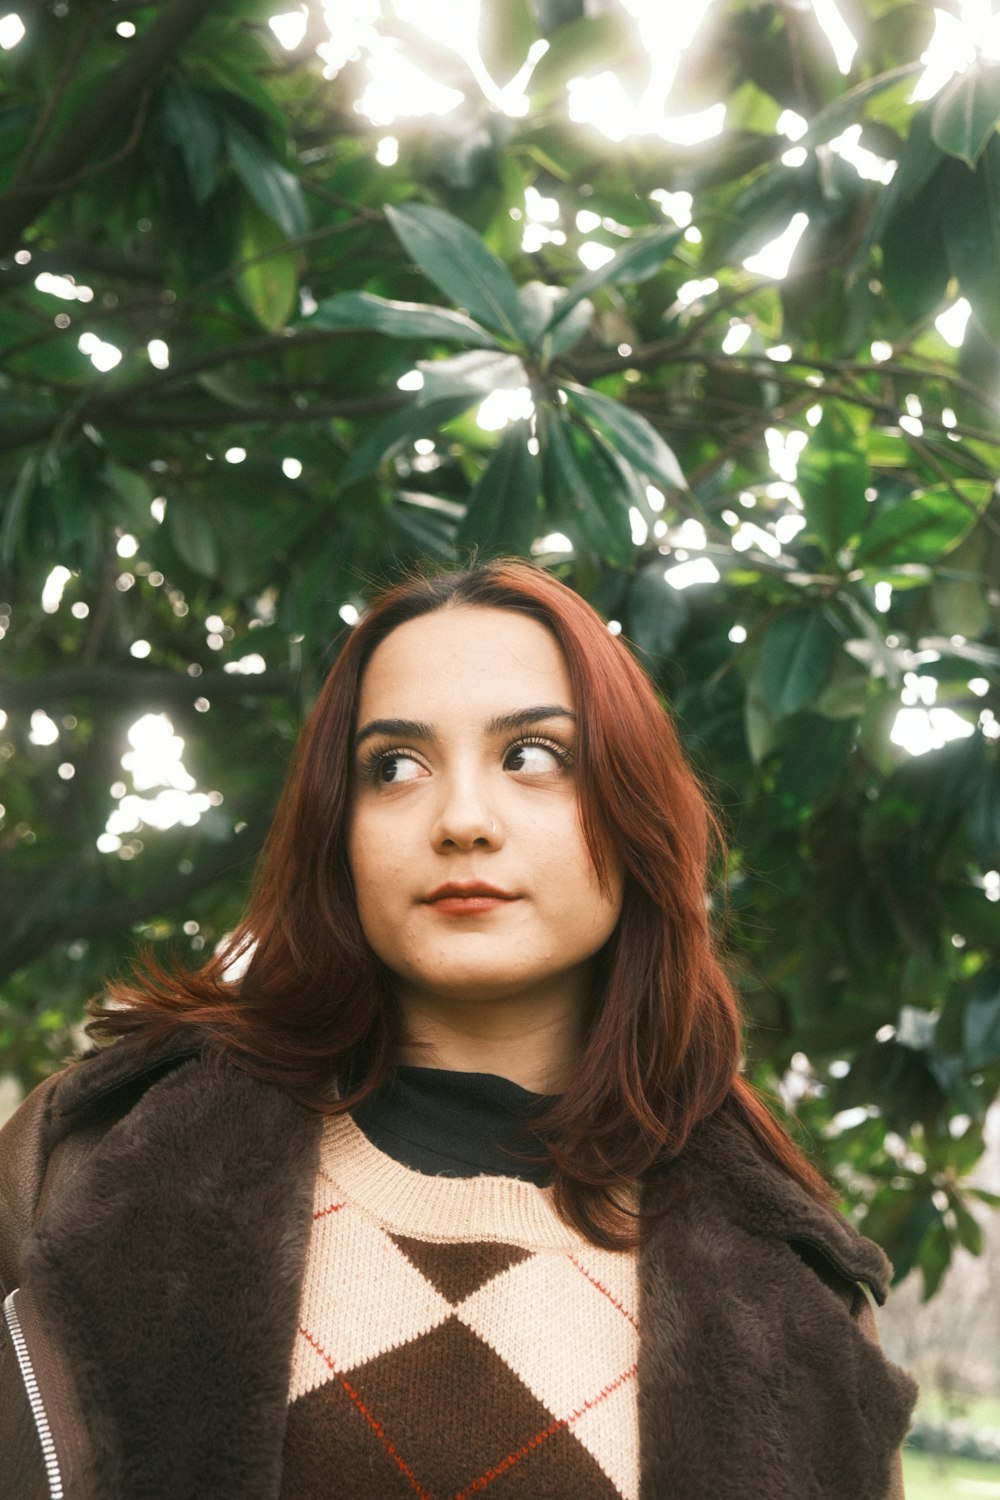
[353,704,576,752]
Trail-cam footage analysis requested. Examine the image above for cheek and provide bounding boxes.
[346,814,380,912]
[348,813,405,916]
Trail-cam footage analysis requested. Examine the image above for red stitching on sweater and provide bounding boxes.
[313,1199,346,1220]
[295,1328,432,1498]
[565,1360,638,1423]
[337,1369,432,1500]
[295,1327,635,1499]
[568,1255,639,1330]
[449,1363,638,1497]
[298,1325,337,1368]
[451,1419,564,1496]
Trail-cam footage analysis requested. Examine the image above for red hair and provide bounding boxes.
[92,560,831,1243]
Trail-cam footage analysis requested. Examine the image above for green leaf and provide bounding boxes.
[190,25,292,129]
[562,383,687,492]
[743,688,780,766]
[540,407,633,564]
[103,461,153,531]
[310,292,501,348]
[941,882,1000,948]
[963,969,1000,1069]
[814,658,871,720]
[389,492,460,562]
[527,11,639,106]
[881,169,950,325]
[753,608,842,720]
[947,1187,985,1256]
[944,137,1000,343]
[931,63,1000,169]
[165,495,220,578]
[385,203,526,342]
[797,406,868,556]
[417,349,526,404]
[772,713,857,816]
[339,397,476,488]
[625,564,689,662]
[854,484,987,567]
[477,0,535,84]
[516,282,564,347]
[235,201,299,332]
[932,527,991,638]
[547,297,594,357]
[851,105,944,275]
[918,1216,952,1300]
[859,1186,933,1278]
[549,225,682,325]
[457,422,540,554]
[226,122,308,238]
[800,63,923,148]
[967,764,1000,866]
[160,81,223,204]
[0,454,38,566]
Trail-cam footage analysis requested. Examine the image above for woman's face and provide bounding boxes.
[348,605,623,1026]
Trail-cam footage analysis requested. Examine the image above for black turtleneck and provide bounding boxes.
[350,1066,558,1186]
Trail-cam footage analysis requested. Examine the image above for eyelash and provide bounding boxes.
[357,744,420,784]
[357,734,574,784]
[506,734,574,772]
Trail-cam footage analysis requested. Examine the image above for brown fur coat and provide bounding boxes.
[0,1038,916,1499]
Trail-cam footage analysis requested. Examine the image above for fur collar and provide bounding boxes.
[639,1121,913,1498]
[20,1042,914,1499]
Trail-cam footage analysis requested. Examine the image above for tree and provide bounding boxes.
[1,0,999,1293]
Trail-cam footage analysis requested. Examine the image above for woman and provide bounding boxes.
[0,559,915,1500]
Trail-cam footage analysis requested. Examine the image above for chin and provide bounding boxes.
[404,970,550,1007]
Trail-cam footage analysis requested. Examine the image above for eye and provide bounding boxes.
[362,749,426,785]
[504,739,568,776]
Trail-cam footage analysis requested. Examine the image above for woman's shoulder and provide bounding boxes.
[653,1109,893,1305]
[0,1034,200,1290]
[640,1113,917,1500]
[0,1032,320,1299]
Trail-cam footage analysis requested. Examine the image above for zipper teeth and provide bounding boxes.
[3,1290,65,1500]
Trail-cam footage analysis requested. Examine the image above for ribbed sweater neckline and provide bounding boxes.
[321,1111,584,1250]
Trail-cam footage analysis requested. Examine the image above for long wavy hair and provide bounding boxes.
[92,559,831,1244]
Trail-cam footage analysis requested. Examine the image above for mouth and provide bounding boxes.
[423,881,519,914]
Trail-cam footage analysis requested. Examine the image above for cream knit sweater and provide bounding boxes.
[282,1111,640,1499]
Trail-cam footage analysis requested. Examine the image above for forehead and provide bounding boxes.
[357,606,572,718]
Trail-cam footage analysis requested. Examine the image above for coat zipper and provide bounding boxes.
[2,1288,65,1499]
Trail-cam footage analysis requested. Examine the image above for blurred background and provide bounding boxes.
[1,1,999,1488]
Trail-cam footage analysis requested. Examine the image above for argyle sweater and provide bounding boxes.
[281,1081,640,1499]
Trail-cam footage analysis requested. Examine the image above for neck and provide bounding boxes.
[394,992,583,1094]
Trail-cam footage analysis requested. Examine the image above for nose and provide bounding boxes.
[431,772,501,851]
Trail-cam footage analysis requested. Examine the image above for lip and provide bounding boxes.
[422,881,519,914]
[424,881,517,902]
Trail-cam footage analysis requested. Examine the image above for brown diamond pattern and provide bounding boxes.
[389,1234,533,1304]
[283,1314,626,1499]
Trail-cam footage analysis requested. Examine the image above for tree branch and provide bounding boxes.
[0,244,167,288]
[0,0,216,254]
[2,90,154,202]
[0,822,266,985]
[14,7,105,178]
[0,392,404,452]
[0,666,298,711]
